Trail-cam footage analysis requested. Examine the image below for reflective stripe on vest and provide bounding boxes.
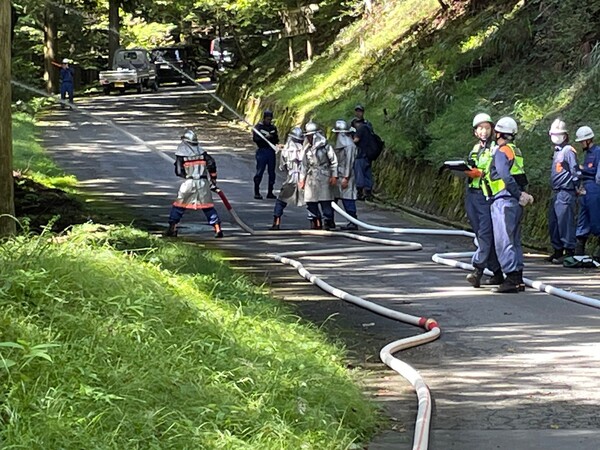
[483,143,526,196]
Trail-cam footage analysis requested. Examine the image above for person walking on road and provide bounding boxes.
[332,119,359,231]
[574,126,600,256]
[269,126,305,230]
[464,113,504,288]
[546,119,579,264]
[165,130,224,238]
[483,117,533,293]
[299,122,338,230]
[252,109,279,200]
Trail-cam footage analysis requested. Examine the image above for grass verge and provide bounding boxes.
[0,224,377,449]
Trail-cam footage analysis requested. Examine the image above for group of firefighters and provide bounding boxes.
[163,109,600,295]
[462,114,600,293]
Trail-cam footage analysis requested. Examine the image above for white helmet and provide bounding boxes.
[472,113,493,128]
[304,121,319,135]
[181,129,198,144]
[332,120,350,133]
[494,117,518,135]
[575,126,595,142]
[62,58,70,64]
[288,126,304,142]
[549,118,568,135]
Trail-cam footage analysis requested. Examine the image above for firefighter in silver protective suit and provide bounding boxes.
[165,130,223,238]
[299,122,338,230]
[269,126,306,230]
[332,120,359,230]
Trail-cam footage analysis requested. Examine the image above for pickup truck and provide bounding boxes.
[99,48,158,95]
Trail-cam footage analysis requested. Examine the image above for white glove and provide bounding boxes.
[519,192,534,206]
[260,130,270,137]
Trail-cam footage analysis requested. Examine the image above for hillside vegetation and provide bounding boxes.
[220,0,600,247]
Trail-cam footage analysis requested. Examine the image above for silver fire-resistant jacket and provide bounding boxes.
[301,132,338,202]
[277,137,305,206]
[334,133,358,200]
[173,141,215,209]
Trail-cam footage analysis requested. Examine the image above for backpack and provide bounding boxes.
[562,255,599,269]
[366,132,385,162]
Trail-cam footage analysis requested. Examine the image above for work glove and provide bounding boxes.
[464,168,483,178]
[260,130,270,137]
[518,191,534,206]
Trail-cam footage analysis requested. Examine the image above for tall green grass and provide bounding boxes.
[12,112,77,190]
[0,225,377,449]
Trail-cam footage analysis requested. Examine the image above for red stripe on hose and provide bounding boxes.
[425,319,439,330]
[418,317,427,327]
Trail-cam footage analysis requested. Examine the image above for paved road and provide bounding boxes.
[39,86,600,450]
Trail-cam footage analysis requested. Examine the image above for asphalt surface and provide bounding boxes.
[39,85,600,450]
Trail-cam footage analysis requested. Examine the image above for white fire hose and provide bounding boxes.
[20,63,600,449]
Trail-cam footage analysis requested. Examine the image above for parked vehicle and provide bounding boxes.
[152,45,217,85]
[99,48,158,95]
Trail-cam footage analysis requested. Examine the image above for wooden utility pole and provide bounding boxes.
[0,0,16,237]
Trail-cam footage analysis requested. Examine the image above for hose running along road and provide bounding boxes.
[332,202,600,310]
[25,65,600,448]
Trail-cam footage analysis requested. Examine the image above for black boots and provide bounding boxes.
[165,223,178,237]
[575,237,587,256]
[309,218,322,230]
[484,270,504,285]
[323,219,336,231]
[340,213,359,230]
[269,216,281,230]
[214,223,224,238]
[466,268,484,288]
[493,271,521,293]
[546,248,563,264]
[266,186,277,199]
[254,185,263,200]
[492,271,525,293]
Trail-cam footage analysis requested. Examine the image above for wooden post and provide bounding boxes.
[0,0,16,237]
[306,38,312,62]
[288,36,294,71]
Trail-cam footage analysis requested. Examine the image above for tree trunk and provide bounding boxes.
[0,0,16,237]
[437,0,449,10]
[108,0,120,68]
[43,7,58,94]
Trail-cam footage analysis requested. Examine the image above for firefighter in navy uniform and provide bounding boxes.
[482,117,533,293]
[166,130,223,238]
[252,110,280,200]
[574,126,600,256]
[546,119,579,264]
[464,113,503,288]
